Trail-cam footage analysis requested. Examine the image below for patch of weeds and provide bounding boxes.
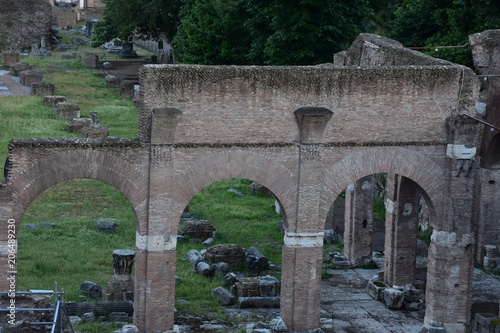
[418,227,433,245]
[361,260,379,269]
[72,322,123,333]
[322,270,333,278]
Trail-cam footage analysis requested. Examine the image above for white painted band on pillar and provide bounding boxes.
[136,232,177,251]
[430,230,474,247]
[284,231,324,247]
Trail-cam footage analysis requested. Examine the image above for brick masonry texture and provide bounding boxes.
[0,33,490,333]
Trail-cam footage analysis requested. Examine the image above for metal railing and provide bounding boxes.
[0,284,75,333]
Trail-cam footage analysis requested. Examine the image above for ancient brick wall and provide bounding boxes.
[0,0,52,52]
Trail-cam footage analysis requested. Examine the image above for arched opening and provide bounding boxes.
[321,172,435,331]
[17,179,136,300]
[174,178,284,328]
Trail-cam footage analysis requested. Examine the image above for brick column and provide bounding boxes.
[421,231,474,333]
[133,232,177,332]
[384,174,419,287]
[280,233,323,331]
[281,107,333,331]
[420,115,482,333]
[344,175,375,266]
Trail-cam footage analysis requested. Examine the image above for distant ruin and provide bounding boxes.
[0,0,52,52]
[1,32,499,333]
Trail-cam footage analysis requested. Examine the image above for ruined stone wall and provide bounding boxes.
[0,0,52,52]
[139,64,479,146]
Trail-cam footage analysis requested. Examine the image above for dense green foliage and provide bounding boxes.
[390,0,500,66]
[92,0,181,47]
[172,0,251,65]
[244,0,371,65]
[94,0,500,66]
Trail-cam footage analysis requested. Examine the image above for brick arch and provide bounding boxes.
[9,150,148,233]
[170,149,297,225]
[321,146,444,222]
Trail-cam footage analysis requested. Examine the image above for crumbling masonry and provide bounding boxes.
[1,32,500,333]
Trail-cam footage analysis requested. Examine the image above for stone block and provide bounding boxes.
[476,313,496,327]
[259,275,280,297]
[81,126,110,138]
[31,82,55,96]
[204,243,245,269]
[9,62,32,75]
[19,69,43,86]
[55,102,80,120]
[335,261,351,269]
[67,118,91,133]
[235,277,261,297]
[1,52,20,66]
[222,272,238,288]
[119,80,136,98]
[179,220,216,241]
[105,74,122,88]
[81,53,99,68]
[96,221,118,232]
[238,297,280,308]
[212,262,231,277]
[44,95,66,106]
[383,288,404,310]
[366,279,387,301]
[483,257,500,269]
[211,286,236,305]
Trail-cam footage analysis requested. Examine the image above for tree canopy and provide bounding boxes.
[93,0,500,66]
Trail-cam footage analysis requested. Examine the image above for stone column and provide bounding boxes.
[384,174,419,287]
[421,231,474,333]
[280,107,333,331]
[280,233,323,331]
[420,115,482,333]
[343,175,375,266]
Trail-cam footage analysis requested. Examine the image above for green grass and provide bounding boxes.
[18,179,136,301]
[175,178,283,313]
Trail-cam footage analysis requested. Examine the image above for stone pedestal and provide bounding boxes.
[31,82,55,96]
[66,118,91,133]
[119,80,136,98]
[44,95,66,106]
[81,126,110,138]
[55,102,80,120]
[1,52,20,66]
[19,70,43,86]
[9,62,32,75]
[105,74,122,88]
[104,250,135,301]
[81,53,99,68]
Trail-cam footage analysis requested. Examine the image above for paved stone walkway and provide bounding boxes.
[0,70,30,96]
[321,269,424,333]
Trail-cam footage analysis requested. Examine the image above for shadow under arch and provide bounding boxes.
[170,149,297,228]
[321,147,445,226]
[8,149,148,233]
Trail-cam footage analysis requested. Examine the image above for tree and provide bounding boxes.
[92,0,181,47]
[390,0,500,66]
[245,0,372,65]
[172,0,252,65]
